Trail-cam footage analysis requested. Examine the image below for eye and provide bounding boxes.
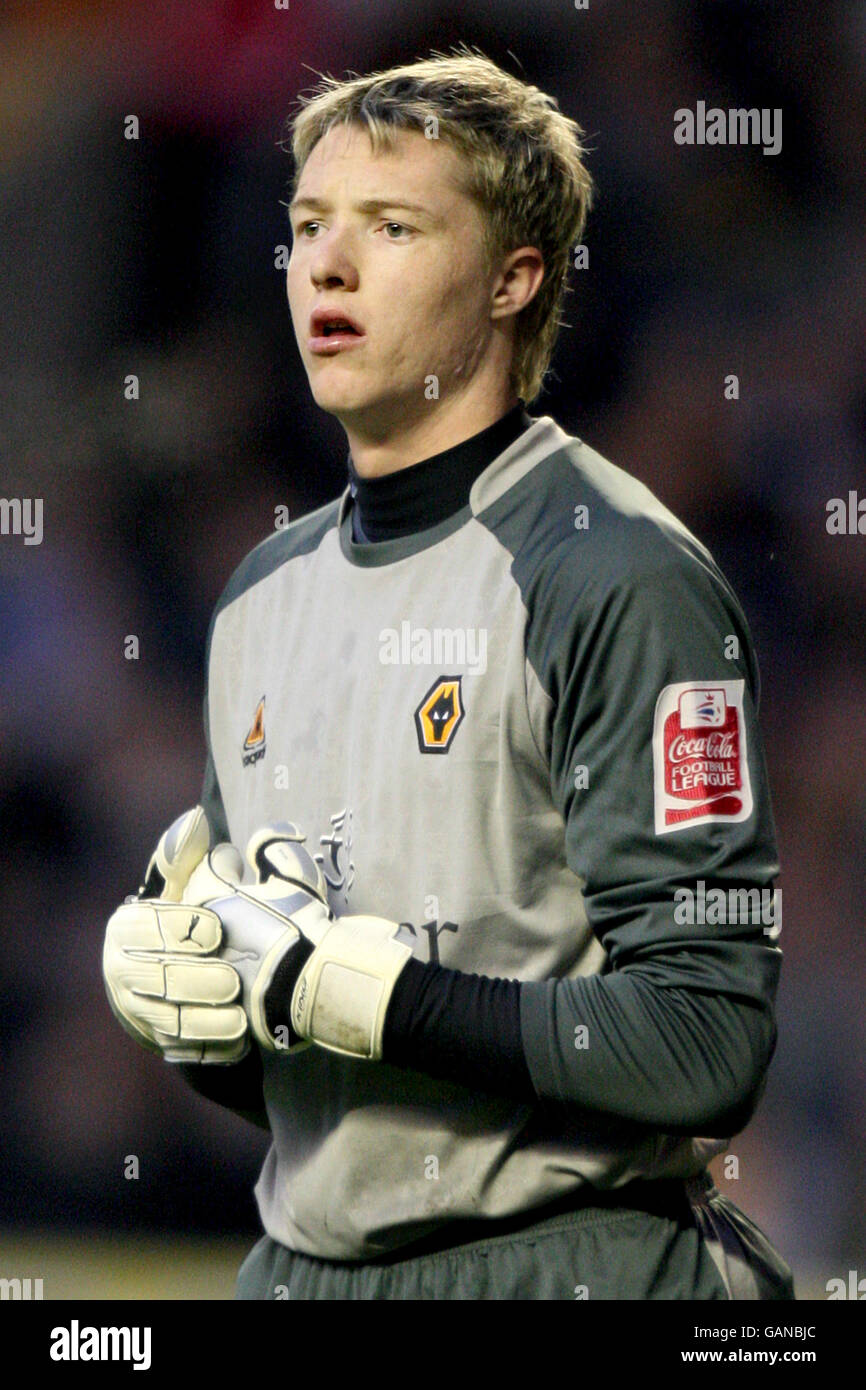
[296,221,320,238]
[383,222,409,239]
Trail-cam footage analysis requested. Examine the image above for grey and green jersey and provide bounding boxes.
[201,415,781,1261]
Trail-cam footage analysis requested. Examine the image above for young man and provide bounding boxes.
[103,51,795,1300]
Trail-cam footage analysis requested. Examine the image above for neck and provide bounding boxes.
[346,402,532,544]
[342,386,520,479]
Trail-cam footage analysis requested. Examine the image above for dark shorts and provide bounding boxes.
[235,1173,796,1301]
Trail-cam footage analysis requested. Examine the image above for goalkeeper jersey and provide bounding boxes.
[200,414,781,1261]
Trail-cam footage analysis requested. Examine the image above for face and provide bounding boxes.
[286,124,505,438]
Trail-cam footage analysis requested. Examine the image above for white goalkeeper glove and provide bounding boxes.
[102,808,249,1064]
[201,822,415,1061]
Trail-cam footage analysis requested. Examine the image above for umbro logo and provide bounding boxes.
[242,696,266,767]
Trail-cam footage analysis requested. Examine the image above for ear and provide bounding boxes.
[490,246,545,322]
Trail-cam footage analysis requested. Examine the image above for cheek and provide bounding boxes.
[429,282,491,365]
[396,261,490,351]
[438,250,490,321]
[286,263,306,324]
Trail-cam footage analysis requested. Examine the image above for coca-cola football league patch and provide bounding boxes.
[652,680,753,834]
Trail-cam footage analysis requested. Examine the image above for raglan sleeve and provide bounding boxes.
[518,532,783,1136]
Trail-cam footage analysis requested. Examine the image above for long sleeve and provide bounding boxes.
[383,548,782,1136]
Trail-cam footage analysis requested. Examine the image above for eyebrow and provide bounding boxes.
[289,195,439,221]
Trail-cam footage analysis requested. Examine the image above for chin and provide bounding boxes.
[310,384,368,418]
[308,375,389,421]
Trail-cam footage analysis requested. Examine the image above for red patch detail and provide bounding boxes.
[653,682,753,834]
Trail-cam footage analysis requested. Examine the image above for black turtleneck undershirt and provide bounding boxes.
[349,404,532,543]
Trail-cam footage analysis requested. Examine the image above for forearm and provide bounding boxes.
[519,967,775,1133]
[381,946,777,1134]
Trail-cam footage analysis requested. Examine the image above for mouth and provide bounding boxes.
[309,310,366,355]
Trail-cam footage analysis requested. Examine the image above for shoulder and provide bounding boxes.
[473,416,755,681]
[473,416,718,596]
[209,494,343,629]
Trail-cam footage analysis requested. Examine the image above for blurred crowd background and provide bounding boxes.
[1,0,864,1298]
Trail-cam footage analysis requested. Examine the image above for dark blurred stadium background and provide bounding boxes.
[1,0,864,1298]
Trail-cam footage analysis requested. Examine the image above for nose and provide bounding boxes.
[309,225,360,292]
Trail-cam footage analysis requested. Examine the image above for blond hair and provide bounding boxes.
[286,48,594,403]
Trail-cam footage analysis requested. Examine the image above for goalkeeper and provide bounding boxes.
[103,49,795,1300]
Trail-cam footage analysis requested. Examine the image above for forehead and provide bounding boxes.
[295,123,471,201]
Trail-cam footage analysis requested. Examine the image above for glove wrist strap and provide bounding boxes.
[291,917,413,1060]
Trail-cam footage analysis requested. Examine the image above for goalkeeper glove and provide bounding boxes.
[202,822,415,1061]
[102,808,249,1063]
